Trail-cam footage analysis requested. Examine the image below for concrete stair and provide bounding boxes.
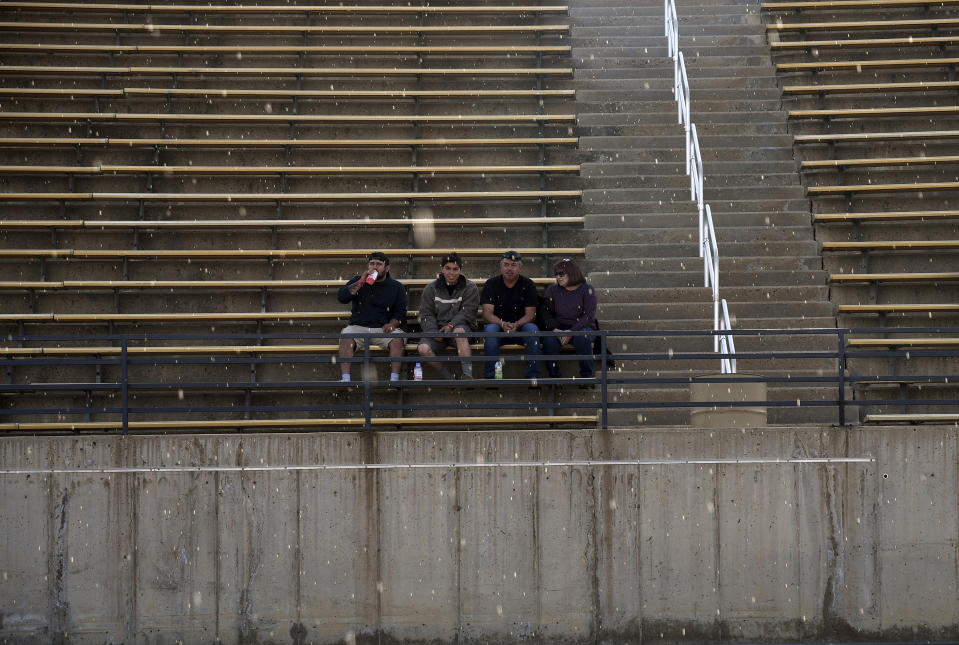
[570,0,836,427]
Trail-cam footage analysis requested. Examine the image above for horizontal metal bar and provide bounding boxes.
[0,457,875,476]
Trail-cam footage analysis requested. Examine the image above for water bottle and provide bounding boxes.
[494,361,503,379]
[413,362,423,381]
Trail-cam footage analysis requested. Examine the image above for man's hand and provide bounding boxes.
[502,321,517,333]
[382,322,396,333]
[560,335,571,346]
[349,272,369,295]
[435,322,454,341]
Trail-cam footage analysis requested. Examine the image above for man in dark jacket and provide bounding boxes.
[337,251,408,382]
[417,252,479,379]
[480,250,541,380]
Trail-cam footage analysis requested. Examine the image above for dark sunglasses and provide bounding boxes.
[555,271,567,277]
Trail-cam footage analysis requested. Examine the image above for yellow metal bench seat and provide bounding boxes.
[803,155,959,170]
[0,21,572,35]
[789,106,959,120]
[0,164,581,175]
[815,210,959,223]
[0,111,577,124]
[0,44,574,56]
[0,190,583,202]
[0,87,577,99]
[0,247,585,260]
[0,340,586,356]
[778,57,959,72]
[796,130,959,144]
[0,136,579,148]
[0,415,598,433]
[847,337,959,347]
[0,277,558,290]
[862,413,959,423]
[838,303,959,313]
[822,240,959,251]
[807,181,959,195]
[763,0,959,9]
[0,216,585,230]
[0,65,574,77]
[783,80,959,95]
[0,3,570,14]
[771,36,959,50]
[829,271,959,283]
[766,17,959,30]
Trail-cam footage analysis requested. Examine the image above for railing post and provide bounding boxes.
[121,338,129,435]
[363,339,372,431]
[838,329,847,426]
[600,332,608,429]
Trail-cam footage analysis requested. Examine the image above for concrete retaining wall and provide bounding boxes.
[1,426,957,644]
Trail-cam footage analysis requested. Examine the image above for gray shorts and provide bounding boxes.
[341,325,403,350]
[418,336,458,354]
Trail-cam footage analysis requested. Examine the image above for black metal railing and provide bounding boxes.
[2,327,958,431]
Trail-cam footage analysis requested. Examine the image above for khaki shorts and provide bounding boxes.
[341,325,403,350]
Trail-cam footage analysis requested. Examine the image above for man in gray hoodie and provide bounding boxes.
[417,252,479,379]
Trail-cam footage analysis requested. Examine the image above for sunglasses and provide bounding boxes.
[555,271,567,277]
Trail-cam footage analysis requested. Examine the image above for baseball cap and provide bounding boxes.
[502,250,522,262]
[368,251,390,265]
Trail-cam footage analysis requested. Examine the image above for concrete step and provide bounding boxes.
[600,299,834,319]
[577,110,788,130]
[585,266,827,288]
[579,131,795,148]
[574,47,776,64]
[586,225,813,244]
[574,65,776,80]
[581,159,801,177]
[572,75,779,90]
[594,285,830,303]
[571,5,766,17]
[581,198,812,214]
[587,255,823,276]
[584,186,806,203]
[578,155,799,177]
[585,212,814,228]
[583,173,802,189]
[578,98,783,115]
[572,25,771,37]
[594,316,837,331]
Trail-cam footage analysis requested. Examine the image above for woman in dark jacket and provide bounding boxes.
[541,258,597,381]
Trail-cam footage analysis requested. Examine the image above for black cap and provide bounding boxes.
[502,250,522,262]
[368,251,389,265]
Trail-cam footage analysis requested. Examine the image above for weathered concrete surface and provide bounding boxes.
[0,426,957,645]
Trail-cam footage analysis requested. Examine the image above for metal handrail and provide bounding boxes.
[677,53,692,162]
[4,328,959,430]
[665,0,679,59]
[666,0,737,373]
[719,299,737,374]
[690,121,705,239]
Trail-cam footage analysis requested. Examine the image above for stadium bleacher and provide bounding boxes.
[0,1,595,430]
[765,0,959,420]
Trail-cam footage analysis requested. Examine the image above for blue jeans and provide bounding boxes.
[483,322,541,379]
[542,327,595,378]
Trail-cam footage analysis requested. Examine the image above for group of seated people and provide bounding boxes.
[336,250,598,386]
